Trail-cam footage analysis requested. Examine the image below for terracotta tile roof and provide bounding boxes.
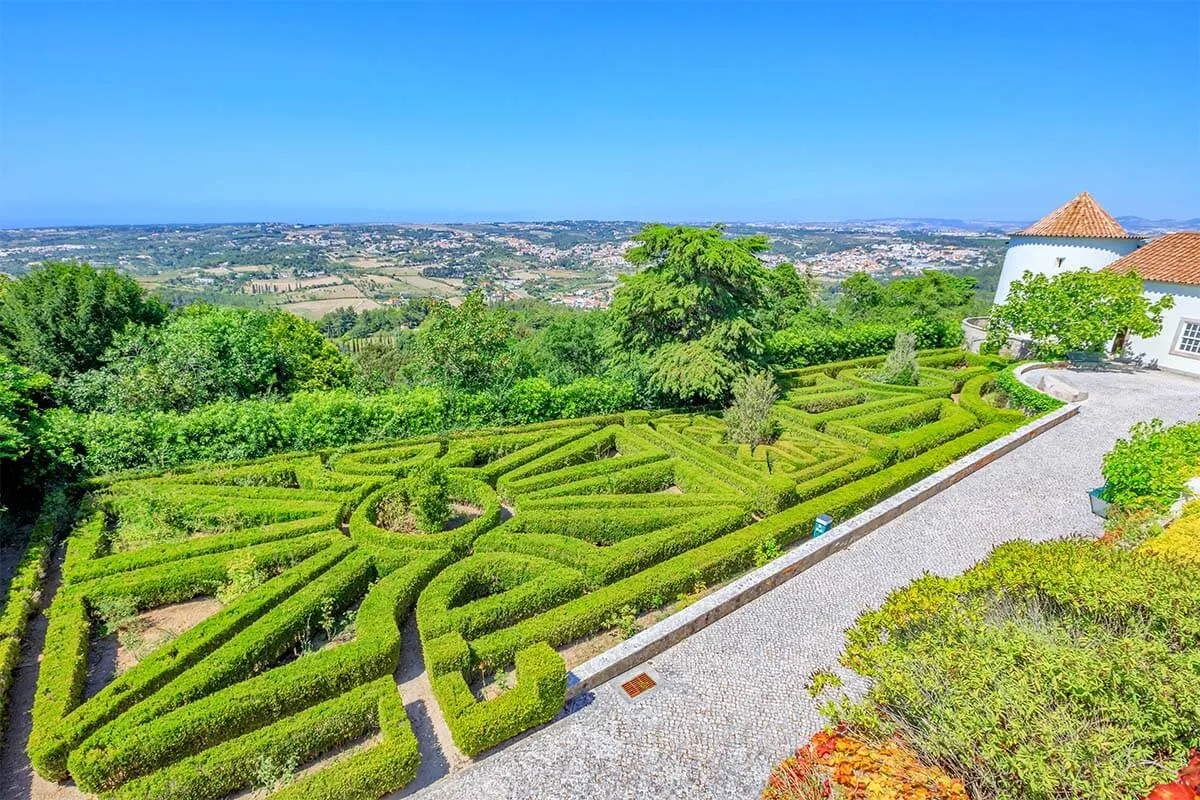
[1108,232,1200,286]
[1015,191,1140,239]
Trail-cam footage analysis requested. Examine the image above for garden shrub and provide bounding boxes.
[1103,419,1200,512]
[820,539,1200,800]
[993,364,1064,416]
[725,370,779,447]
[872,331,920,386]
[20,350,1044,799]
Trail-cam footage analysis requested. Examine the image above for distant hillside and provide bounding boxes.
[1115,216,1200,235]
[845,216,1200,236]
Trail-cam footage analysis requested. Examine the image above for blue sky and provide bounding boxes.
[1,1,1197,226]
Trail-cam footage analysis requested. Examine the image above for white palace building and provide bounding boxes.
[977,191,1200,377]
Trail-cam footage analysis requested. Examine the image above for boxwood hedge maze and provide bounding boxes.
[25,350,1032,799]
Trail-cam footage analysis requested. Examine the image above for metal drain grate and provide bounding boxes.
[620,672,656,699]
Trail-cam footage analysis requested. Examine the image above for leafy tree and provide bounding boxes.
[0,261,166,377]
[349,339,414,394]
[757,262,817,331]
[0,359,56,501]
[724,370,779,447]
[837,272,885,319]
[67,305,351,412]
[519,310,611,384]
[611,224,770,402]
[986,268,1173,358]
[318,307,359,338]
[413,292,514,392]
[837,269,977,325]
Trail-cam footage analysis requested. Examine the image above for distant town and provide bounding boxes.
[1,216,1194,319]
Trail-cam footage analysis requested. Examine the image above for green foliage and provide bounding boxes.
[724,370,779,447]
[610,224,770,402]
[766,320,960,369]
[986,268,1173,358]
[413,292,515,392]
[1102,418,1200,512]
[991,366,1063,416]
[0,261,167,377]
[24,351,1028,797]
[0,358,57,499]
[67,304,352,413]
[836,270,979,326]
[831,540,1200,800]
[43,377,637,476]
[409,461,451,533]
[318,300,431,339]
[872,331,920,386]
[0,490,67,721]
[604,604,639,639]
[754,535,780,567]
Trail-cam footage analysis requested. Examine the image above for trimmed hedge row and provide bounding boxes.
[766,321,962,369]
[466,422,1015,670]
[0,491,67,722]
[994,365,1065,416]
[29,535,354,779]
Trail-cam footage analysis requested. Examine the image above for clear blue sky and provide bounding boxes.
[1,1,1197,226]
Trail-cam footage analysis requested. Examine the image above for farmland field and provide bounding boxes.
[22,350,1036,799]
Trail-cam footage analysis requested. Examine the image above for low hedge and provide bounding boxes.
[0,490,67,721]
[430,639,566,756]
[766,321,962,369]
[29,536,354,779]
[994,365,1064,416]
[467,423,1011,669]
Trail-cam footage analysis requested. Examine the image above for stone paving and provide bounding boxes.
[406,368,1200,800]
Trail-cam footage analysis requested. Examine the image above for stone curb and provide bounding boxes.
[564,401,1082,700]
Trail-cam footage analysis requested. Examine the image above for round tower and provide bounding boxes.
[993,191,1143,305]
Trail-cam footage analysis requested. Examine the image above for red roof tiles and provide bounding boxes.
[1015,191,1139,239]
[1109,232,1200,286]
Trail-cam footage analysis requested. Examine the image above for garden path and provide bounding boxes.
[405,368,1200,800]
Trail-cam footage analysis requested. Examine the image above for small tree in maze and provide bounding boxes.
[410,461,452,533]
[724,370,779,448]
[874,331,919,386]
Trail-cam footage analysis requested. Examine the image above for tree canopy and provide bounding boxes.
[610,224,772,402]
[0,261,166,378]
[67,305,352,413]
[986,268,1173,358]
[412,292,516,392]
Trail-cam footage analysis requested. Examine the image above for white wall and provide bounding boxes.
[994,235,1141,305]
[1124,281,1200,377]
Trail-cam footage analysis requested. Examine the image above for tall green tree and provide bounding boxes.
[0,261,166,377]
[986,268,1173,358]
[413,292,515,392]
[0,358,55,501]
[610,224,770,403]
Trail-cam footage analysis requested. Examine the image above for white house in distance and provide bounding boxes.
[982,191,1200,378]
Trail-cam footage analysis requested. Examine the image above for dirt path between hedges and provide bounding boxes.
[0,543,89,800]
[388,611,469,797]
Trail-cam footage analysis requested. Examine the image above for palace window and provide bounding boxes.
[1175,320,1200,356]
